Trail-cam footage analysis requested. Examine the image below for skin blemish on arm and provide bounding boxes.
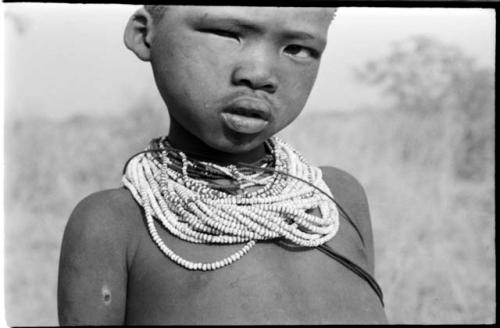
[101,285,112,305]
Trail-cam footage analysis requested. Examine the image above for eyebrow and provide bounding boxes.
[196,15,326,45]
[197,16,263,33]
[281,30,325,44]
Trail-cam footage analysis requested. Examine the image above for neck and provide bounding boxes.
[167,120,268,165]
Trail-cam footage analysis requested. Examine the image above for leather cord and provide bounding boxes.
[317,243,384,307]
[123,145,384,307]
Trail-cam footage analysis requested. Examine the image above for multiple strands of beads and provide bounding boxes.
[122,137,340,271]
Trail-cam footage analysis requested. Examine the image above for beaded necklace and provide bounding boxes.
[122,136,340,271]
[150,137,276,182]
[158,138,276,194]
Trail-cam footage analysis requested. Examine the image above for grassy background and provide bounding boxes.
[3,97,495,324]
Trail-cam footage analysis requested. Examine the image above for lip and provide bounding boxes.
[220,97,272,134]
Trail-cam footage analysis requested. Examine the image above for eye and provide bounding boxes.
[205,29,239,40]
[284,45,319,59]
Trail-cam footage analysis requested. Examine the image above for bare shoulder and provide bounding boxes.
[62,187,146,266]
[320,166,375,272]
[58,187,144,325]
[320,166,369,213]
[66,188,143,237]
[70,187,142,220]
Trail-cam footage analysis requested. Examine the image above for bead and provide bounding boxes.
[123,136,340,272]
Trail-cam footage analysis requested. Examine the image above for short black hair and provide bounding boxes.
[144,5,168,24]
[144,5,337,24]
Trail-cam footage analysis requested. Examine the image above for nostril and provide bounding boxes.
[232,65,278,93]
[262,83,277,93]
[236,78,276,93]
[237,78,254,89]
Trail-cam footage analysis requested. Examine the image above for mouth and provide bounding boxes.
[226,107,270,120]
[221,98,272,134]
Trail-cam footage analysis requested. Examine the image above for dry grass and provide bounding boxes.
[3,103,495,325]
[281,109,495,324]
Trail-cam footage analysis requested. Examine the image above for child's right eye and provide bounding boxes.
[203,29,239,40]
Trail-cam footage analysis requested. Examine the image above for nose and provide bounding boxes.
[231,52,278,93]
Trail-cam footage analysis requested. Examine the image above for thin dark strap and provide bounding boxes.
[317,243,384,307]
[123,147,366,245]
[123,144,383,305]
[236,162,366,247]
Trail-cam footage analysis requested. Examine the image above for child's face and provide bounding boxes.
[149,6,334,154]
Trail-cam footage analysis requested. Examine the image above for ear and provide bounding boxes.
[124,8,155,61]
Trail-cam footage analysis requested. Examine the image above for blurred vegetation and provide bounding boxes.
[354,35,494,181]
[4,36,495,325]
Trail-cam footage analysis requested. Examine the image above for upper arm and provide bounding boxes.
[57,191,131,325]
[320,166,376,274]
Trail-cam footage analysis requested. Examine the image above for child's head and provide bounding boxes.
[124,5,335,155]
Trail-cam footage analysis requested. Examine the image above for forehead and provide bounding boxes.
[162,6,335,35]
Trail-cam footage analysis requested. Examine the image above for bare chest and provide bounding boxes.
[124,223,387,325]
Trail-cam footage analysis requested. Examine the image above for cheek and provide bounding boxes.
[297,64,319,91]
[282,67,318,106]
[274,66,318,128]
[153,39,232,102]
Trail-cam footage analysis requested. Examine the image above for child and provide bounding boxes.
[57,5,388,325]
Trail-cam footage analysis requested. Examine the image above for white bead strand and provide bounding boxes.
[122,137,340,271]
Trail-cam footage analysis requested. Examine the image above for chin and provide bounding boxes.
[224,124,273,142]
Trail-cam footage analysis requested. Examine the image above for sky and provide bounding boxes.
[3,4,496,121]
